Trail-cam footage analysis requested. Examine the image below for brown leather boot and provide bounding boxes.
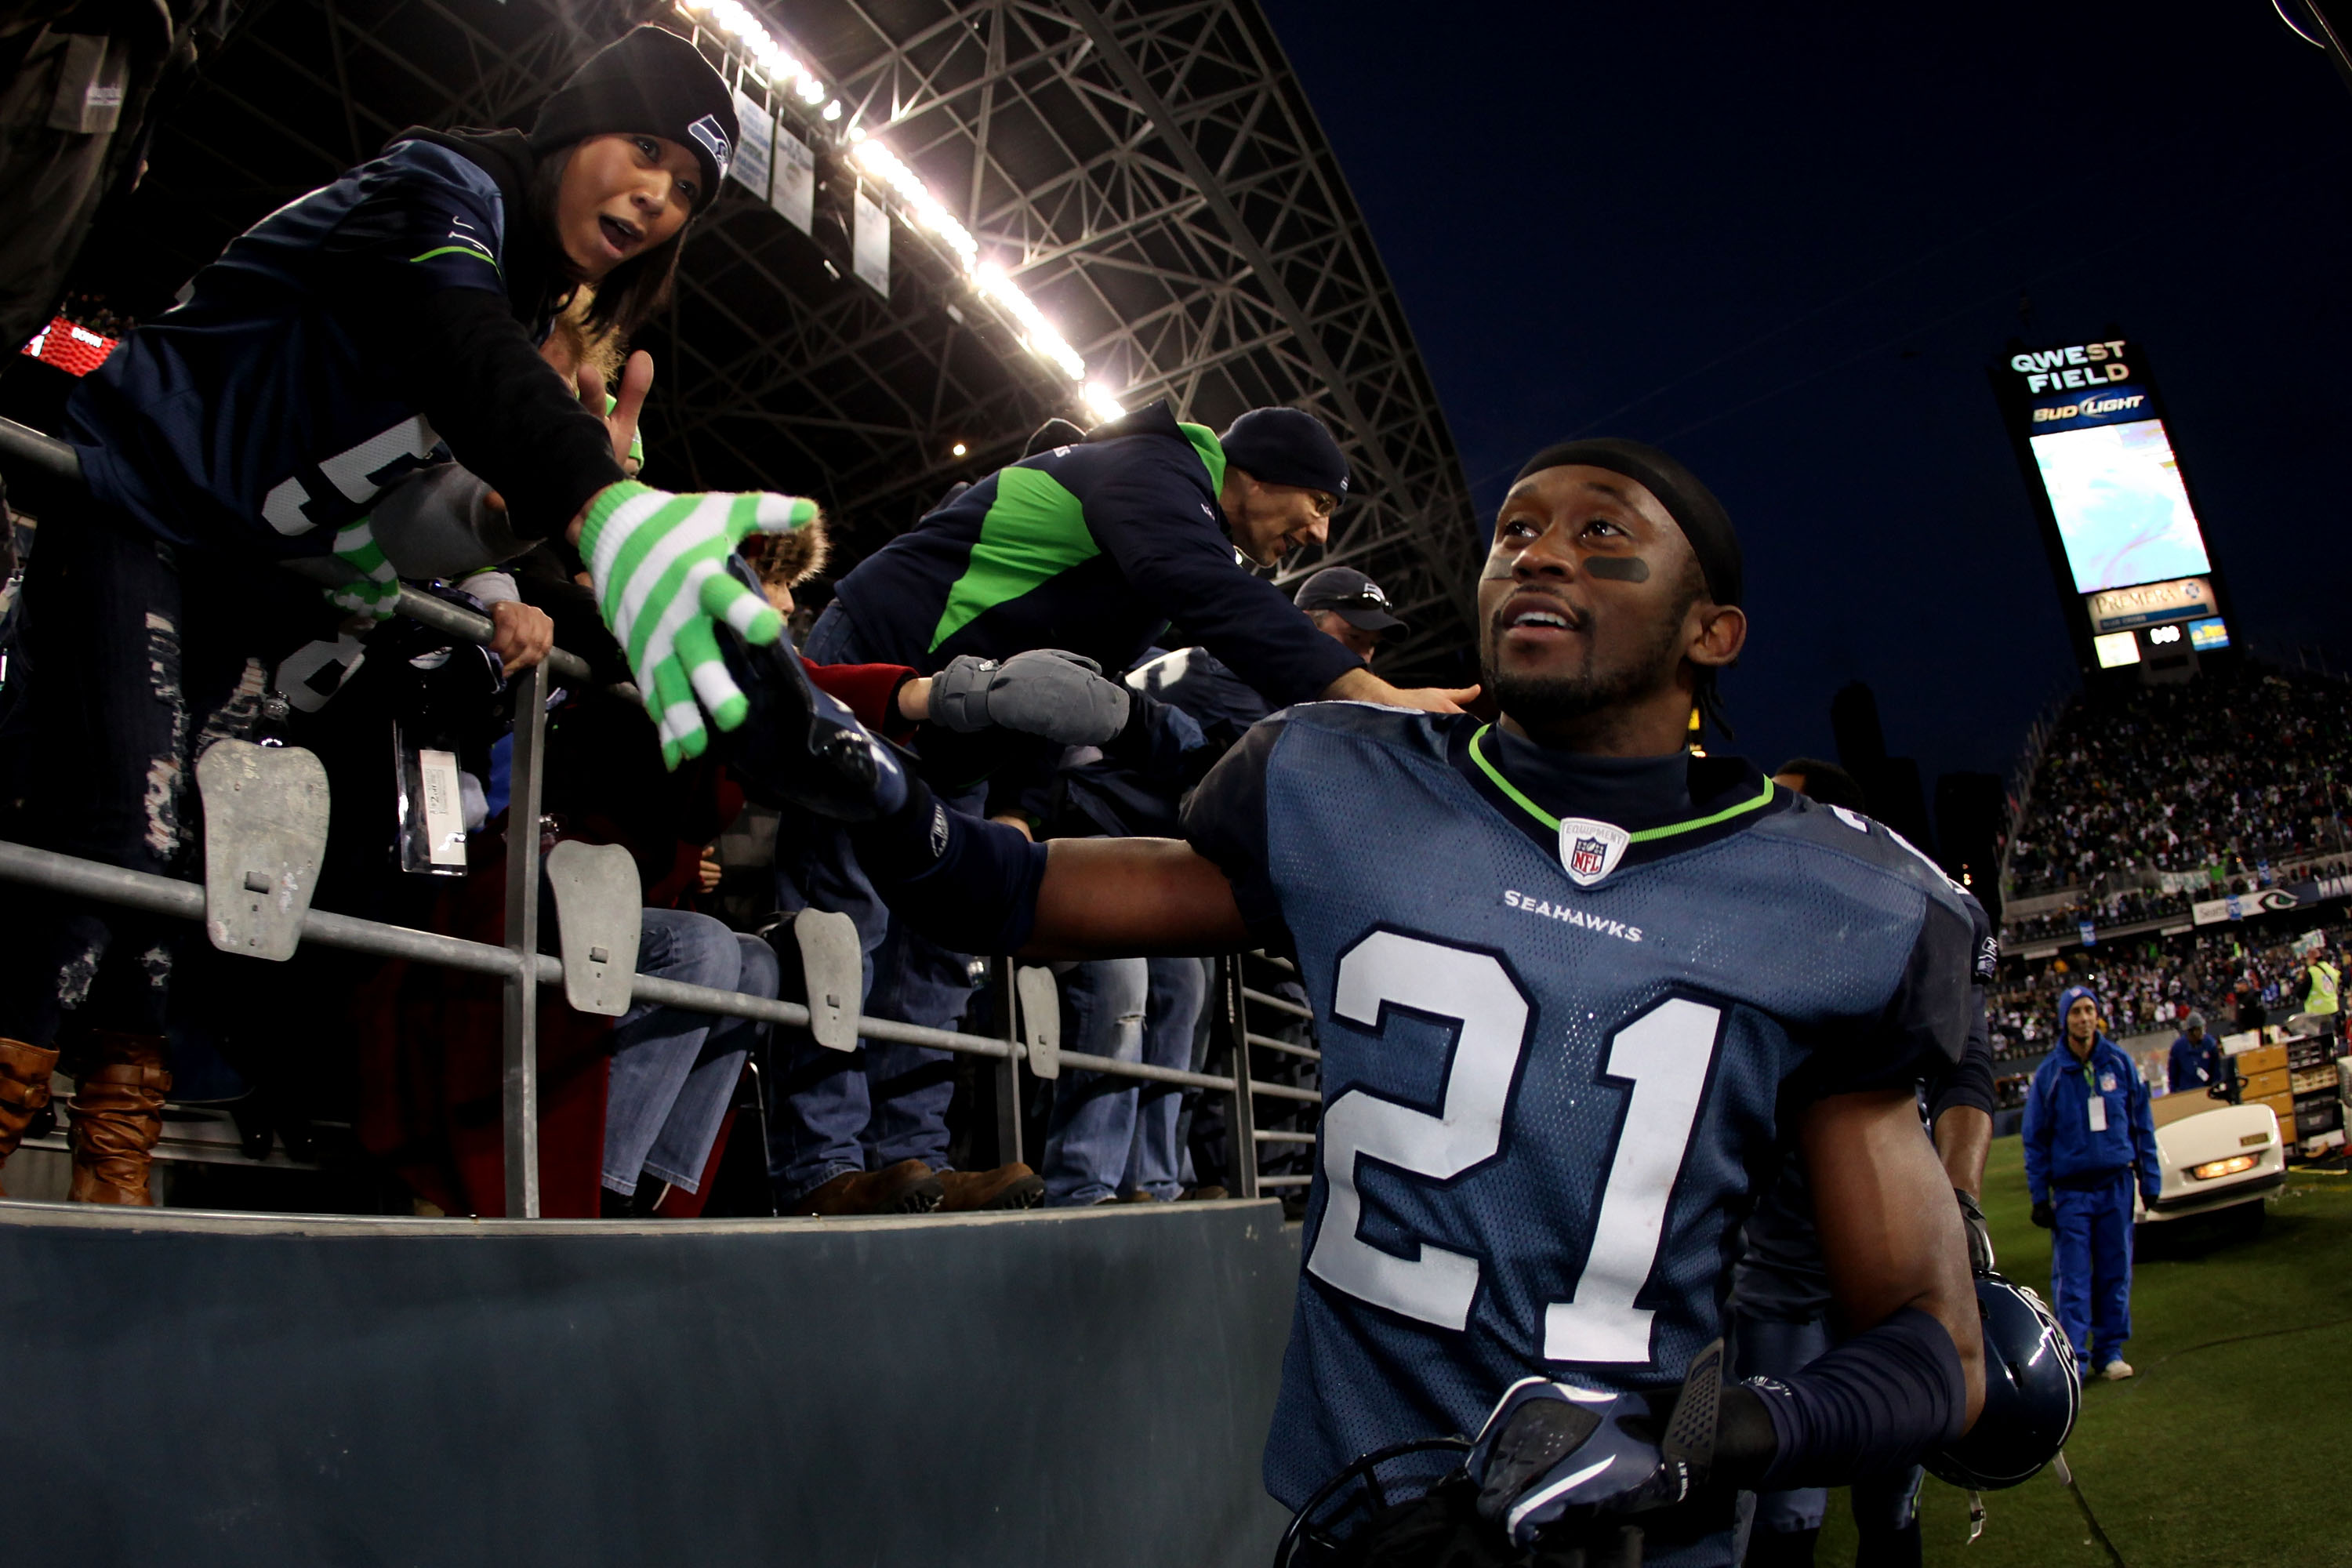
[937,1163,1044,1212]
[0,1037,61,1200]
[793,1158,943,1216]
[67,1032,170,1206]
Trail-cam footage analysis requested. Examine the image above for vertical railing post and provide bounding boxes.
[993,956,1024,1167]
[1223,954,1258,1199]
[501,659,551,1219]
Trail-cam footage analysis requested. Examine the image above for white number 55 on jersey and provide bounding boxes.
[1306,931,1722,1366]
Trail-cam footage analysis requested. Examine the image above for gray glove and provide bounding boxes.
[929,649,1131,745]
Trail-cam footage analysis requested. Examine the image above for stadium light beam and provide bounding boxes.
[1084,384,1127,426]
[678,0,1116,419]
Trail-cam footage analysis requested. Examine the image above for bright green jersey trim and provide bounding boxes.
[1466,724,1775,841]
[1179,422,1228,493]
[928,465,1101,652]
[409,244,501,273]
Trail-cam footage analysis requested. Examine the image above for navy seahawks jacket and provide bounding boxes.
[826,401,1364,707]
[67,128,621,554]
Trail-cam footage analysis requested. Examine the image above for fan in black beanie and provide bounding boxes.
[531,25,739,205]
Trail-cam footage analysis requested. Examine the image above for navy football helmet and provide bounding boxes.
[1926,1272,2080,1490]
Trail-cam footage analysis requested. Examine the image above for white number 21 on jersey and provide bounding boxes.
[1304,931,1721,1366]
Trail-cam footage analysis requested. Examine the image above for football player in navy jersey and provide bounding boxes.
[755,437,1985,1566]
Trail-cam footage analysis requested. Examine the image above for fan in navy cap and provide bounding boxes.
[1294,565,1406,661]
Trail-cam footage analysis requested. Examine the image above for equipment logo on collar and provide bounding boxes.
[1557,817,1630,888]
[688,114,732,177]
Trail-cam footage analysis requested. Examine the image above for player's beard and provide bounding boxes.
[1481,597,1690,735]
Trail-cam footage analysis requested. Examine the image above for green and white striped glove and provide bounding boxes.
[579,480,818,768]
[323,517,399,619]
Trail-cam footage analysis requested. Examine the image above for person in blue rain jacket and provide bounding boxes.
[2024,983,2161,1381]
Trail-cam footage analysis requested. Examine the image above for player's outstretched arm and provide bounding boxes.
[851,771,1250,960]
[1029,837,1252,957]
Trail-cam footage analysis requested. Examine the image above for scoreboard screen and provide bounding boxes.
[1995,335,2232,674]
[2028,416,2212,593]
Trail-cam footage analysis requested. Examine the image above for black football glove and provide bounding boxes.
[1955,1188,1995,1274]
[1468,1341,1731,1552]
[2031,1199,2054,1230]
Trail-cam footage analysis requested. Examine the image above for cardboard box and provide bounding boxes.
[2252,1091,2297,1130]
[2238,1044,2288,1076]
[2241,1068,2291,1102]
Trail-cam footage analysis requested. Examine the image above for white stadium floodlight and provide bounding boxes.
[1084,384,1127,425]
[679,0,1119,423]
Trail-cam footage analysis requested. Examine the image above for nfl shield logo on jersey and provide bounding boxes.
[1556,817,1631,888]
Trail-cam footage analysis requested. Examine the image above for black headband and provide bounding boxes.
[1511,437,1741,608]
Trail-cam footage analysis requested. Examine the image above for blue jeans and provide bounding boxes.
[604,909,777,1197]
[1043,956,1208,1206]
[2051,1172,2137,1370]
[764,604,980,1203]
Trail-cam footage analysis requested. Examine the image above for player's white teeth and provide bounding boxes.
[1513,611,1570,628]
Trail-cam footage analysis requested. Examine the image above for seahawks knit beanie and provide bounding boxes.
[530,27,739,202]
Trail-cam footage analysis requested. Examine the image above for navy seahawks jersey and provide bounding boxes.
[67,139,514,555]
[1181,704,1974,1565]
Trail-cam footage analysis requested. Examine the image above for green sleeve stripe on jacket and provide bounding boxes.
[409,244,502,273]
[1180,422,1228,493]
[927,465,1102,652]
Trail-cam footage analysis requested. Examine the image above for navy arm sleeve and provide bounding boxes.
[1080,455,1363,706]
[1728,1308,1969,1489]
[324,151,624,540]
[1179,717,1294,951]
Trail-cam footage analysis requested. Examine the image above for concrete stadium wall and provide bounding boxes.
[0,1199,1300,1567]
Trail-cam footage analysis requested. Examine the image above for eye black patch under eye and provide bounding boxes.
[1582,556,1651,582]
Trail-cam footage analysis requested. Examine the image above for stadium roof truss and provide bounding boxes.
[96,0,1483,676]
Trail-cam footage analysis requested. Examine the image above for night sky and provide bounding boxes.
[1265,1,2352,798]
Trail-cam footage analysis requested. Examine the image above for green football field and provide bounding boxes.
[1813,1137,2352,1567]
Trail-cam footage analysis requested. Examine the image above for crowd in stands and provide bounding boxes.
[0,28,1464,1218]
[2003,666,2352,902]
[2001,887,2197,946]
[1987,919,2350,1062]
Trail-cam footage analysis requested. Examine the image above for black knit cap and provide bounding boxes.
[1512,437,1741,607]
[529,27,739,203]
[1220,407,1351,499]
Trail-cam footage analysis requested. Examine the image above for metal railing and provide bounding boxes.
[0,416,1319,1218]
